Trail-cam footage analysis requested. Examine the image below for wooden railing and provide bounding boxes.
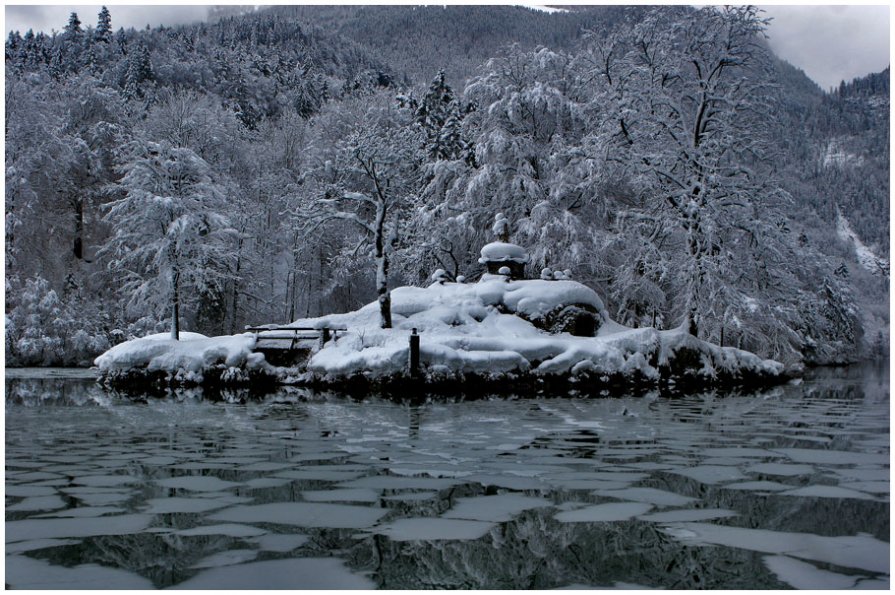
[244,326,347,350]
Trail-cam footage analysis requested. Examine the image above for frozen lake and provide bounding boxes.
[5,365,890,589]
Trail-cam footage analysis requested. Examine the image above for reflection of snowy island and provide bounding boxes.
[96,240,789,393]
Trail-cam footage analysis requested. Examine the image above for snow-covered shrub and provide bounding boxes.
[5,276,111,366]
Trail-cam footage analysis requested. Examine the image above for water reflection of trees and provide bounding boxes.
[6,365,889,588]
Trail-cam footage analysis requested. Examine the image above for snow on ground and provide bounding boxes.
[93,277,784,386]
[292,278,783,383]
[94,332,263,382]
[822,139,865,169]
[836,211,889,277]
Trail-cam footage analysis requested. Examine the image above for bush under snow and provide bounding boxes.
[290,278,784,386]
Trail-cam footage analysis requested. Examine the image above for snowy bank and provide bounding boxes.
[94,278,788,392]
[94,332,266,386]
[290,278,786,391]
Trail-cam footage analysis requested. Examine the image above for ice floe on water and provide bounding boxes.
[778,485,878,501]
[441,494,552,522]
[6,555,154,589]
[554,502,654,523]
[190,549,259,569]
[173,523,268,538]
[763,555,868,589]
[746,462,815,476]
[4,367,889,588]
[721,480,792,492]
[592,487,696,507]
[301,488,381,503]
[372,517,497,541]
[142,497,234,514]
[662,523,889,574]
[6,495,67,512]
[668,465,747,484]
[637,508,738,523]
[249,533,310,552]
[155,476,243,491]
[209,502,388,529]
[170,558,375,589]
[6,514,153,543]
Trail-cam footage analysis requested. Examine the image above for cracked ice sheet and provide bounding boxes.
[778,485,877,501]
[771,448,889,466]
[592,487,696,507]
[668,465,747,484]
[637,508,738,523]
[301,488,381,503]
[249,533,310,552]
[763,555,872,589]
[142,497,234,514]
[372,517,496,541]
[746,463,815,477]
[555,502,653,523]
[156,476,242,491]
[5,484,57,497]
[722,481,791,492]
[170,558,374,589]
[337,476,460,490]
[209,502,387,529]
[662,523,889,574]
[6,495,67,512]
[190,549,258,569]
[6,514,153,543]
[5,555,154,590]
[441,494,552,522]
[174,523,267,538]
[6,538,81,554]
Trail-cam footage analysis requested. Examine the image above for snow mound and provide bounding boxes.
[293,279,783,386]
[94,333,263,382]
[478,241,531,264]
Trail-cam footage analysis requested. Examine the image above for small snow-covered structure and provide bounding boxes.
[478,241,530,280]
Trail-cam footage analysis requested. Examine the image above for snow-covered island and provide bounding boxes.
[95,239,791,395]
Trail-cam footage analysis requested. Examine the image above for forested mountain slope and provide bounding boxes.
[4,5,888,367]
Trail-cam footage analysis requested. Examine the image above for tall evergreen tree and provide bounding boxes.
[95,7,113,44]
[64,12,83,39]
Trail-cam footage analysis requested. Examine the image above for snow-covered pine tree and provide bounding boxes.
[100,141,236,340]
[122,43,152,100]
[64,12,83,40]
[95,7,112,44]
[415,70,473,162]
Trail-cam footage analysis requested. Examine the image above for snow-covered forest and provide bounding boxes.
[4,5,889,367]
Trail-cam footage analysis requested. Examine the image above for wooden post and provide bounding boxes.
[652,309,657,329]
[322,327,331,344]
[720,325,724,347]
[409,328,420,377]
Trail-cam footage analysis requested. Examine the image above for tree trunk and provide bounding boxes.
[376,250,392,329]
[73,198,83,260]
[171,267,180,340]
[685,214,706,338]
[374,202,392,329]
[229,237,243,335]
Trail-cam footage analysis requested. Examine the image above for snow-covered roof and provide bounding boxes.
[478,241,530,264]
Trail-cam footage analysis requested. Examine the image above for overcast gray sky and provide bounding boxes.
[4,4,890,90]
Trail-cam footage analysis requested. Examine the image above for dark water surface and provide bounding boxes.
[5,365,890,589]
